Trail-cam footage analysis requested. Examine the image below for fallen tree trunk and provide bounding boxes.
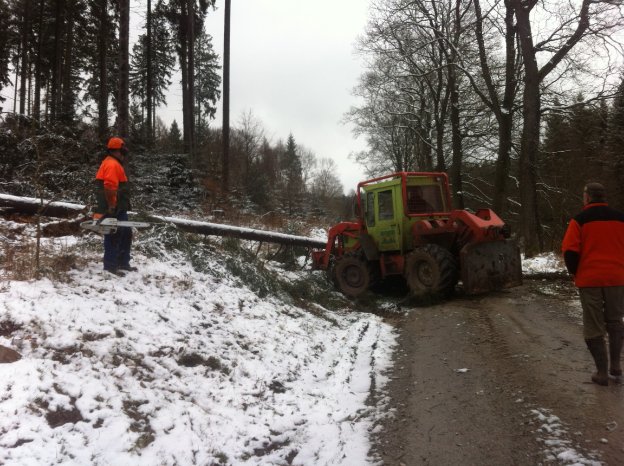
[0,194,87,218]
[150,215,327,249]
[0,193,328,249]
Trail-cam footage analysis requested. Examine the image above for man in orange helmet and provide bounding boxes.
[93,137,137,275]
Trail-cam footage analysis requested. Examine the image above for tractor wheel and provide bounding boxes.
[404,244,458,297]
[334,252,373,298]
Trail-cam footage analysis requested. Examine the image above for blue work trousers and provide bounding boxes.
[103,211,133,271]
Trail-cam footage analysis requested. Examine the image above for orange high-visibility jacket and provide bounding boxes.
[561,203,624,287]
[94,155,130,215]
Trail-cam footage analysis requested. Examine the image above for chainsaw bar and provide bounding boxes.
[80,218,152,235]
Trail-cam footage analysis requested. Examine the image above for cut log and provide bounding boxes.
[0,194,86,218]
[150,215,327,249]
[0,193,329,249]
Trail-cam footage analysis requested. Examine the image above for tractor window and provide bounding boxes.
[378,190,394,220]
[407,185,444,214]
[366,192,375,226]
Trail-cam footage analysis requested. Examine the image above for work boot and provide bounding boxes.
[104,267,126,277]
[585,337,609,386]
[119,265,138,272]
[606,326,623,377]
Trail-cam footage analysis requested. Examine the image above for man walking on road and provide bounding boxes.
[93,137,137,276]
[562,182,624,386]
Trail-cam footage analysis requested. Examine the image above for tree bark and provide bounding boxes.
[152,215,326,248]
[511,0,591,256]
[18,0,31,116]
[186,0,195,157]
[50,0,65,123]
[514,2,543,256]
[60,3,74,123]
[0,193,86,217]
[179,0,190,153]
[97,0,108,141]
[222,0,231,192]
[117,0,129,137]
[146,0,153,146]
[32,0,45,121]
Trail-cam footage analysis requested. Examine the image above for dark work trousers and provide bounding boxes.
[103,211,133,271]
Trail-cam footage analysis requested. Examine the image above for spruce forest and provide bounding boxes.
[1,0,624,255]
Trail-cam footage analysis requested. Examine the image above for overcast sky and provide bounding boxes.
[181,0,372,193]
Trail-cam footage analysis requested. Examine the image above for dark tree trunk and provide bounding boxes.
[493,113,513,214]
[492,1,517,215]
[60,4,74,123]
[50,0,65,123]
[448,0,464,209]
[514,3,543,256]
[12,41,20,114]
[448,68,464,209]
[179,0,190,153]
[180,32,189,152]
[146,0,153,146]
[511,0,590,256]
[117,0,129,137]
[186,0,195,156]
[222,0,231,192]
[97,0,108,141]
[18,0,31,116]
[32,0,45,121]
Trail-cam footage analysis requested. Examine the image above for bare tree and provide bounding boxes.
[469,0,521,215]
[509,0,624,255]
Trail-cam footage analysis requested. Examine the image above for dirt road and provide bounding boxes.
[373,279,624,465]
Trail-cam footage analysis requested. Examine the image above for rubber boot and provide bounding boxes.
[585,337,609,386]
[606,326,623,377]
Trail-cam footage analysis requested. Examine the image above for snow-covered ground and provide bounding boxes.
[0,226,396,466]
[1,217,581,466]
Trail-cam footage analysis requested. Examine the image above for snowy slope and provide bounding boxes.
[0,227,397,466]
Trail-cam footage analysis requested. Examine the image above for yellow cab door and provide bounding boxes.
[364,186,401,252]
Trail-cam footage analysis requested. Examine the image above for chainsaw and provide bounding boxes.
[80,217,152,235]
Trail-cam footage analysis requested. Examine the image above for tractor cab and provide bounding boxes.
[358,172,451,253]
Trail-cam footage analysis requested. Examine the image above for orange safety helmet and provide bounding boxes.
[107,137,125,151]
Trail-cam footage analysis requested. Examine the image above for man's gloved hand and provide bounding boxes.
[93,212,106,225]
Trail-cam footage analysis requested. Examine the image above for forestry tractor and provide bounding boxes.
[311,172,522,298]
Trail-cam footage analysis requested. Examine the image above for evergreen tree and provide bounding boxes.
[169,119,183,152]
[130,2,175,143]
[194,28,220,128]
[281,134,303,215]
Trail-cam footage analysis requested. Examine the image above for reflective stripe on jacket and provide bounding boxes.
[561,203,624,287]
[94,156,130,214]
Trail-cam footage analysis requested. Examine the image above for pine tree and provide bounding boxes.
[281,134,303,215]
[169,119,183,152]
[194,28,220,128]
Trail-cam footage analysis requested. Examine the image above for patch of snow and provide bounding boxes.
[522,252,566,275]
[0,227,397,465]
[531,408,602,465]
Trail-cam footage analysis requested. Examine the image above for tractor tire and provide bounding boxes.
[334,252,373,298]
[404,244,458,297]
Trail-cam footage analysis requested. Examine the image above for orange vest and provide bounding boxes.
[96,156,128,191]
[561,203,624,287]
[94,156,129,214]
